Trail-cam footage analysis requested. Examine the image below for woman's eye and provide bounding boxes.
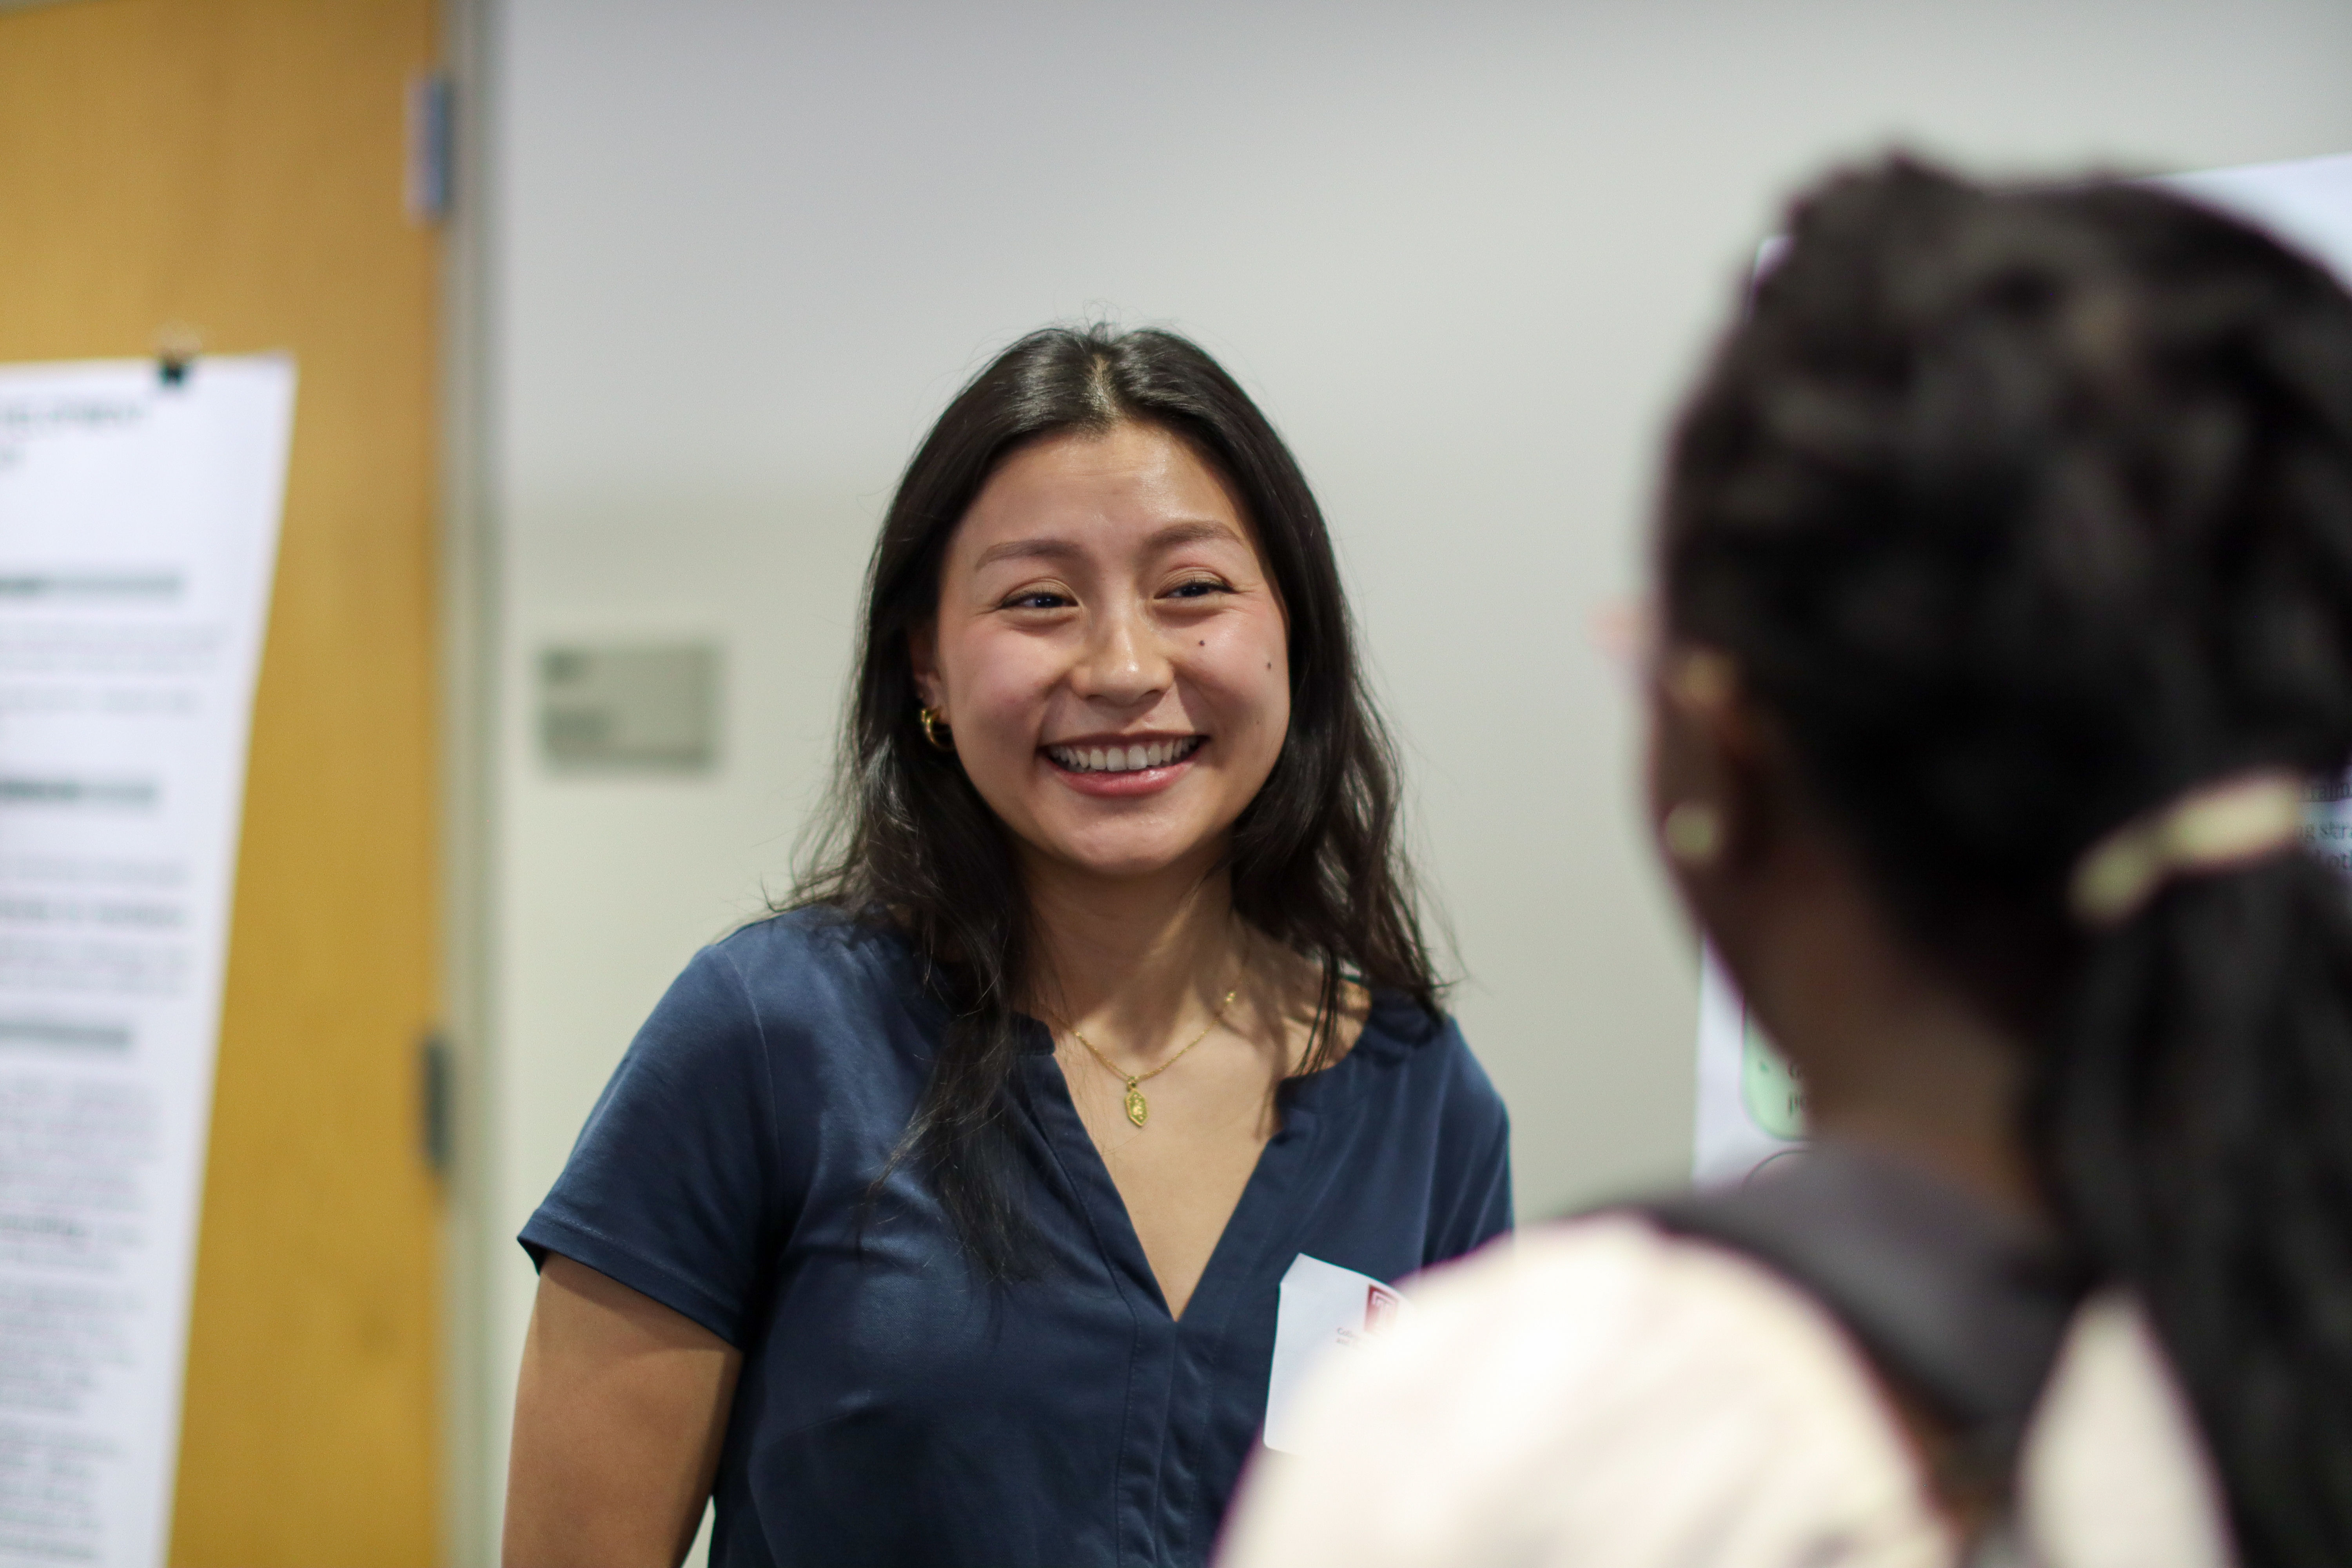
[1004,590,1073,610]
[1165,578,1229,601]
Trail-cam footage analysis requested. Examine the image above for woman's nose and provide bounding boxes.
[1070,600,1172,707]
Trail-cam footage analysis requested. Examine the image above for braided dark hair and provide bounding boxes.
[1662,159,2352,1563]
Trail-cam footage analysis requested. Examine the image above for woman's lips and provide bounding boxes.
[1040,739,1204,798]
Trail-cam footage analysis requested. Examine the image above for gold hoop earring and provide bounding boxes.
[917,706,955,752]
[1662,801,1723,867]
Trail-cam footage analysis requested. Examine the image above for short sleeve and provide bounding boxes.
[1426,1033,1512,1265]
[519,944,781,1346]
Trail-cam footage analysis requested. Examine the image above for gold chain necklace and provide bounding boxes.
[1062,986,1239,1129]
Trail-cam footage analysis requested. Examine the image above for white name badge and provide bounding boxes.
[1262,1253,1416,1454]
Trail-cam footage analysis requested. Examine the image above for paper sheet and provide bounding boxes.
[1262,1253,1414,1455]
[0,357,293,1568]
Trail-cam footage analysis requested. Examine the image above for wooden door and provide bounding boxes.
[0,1,443,1562]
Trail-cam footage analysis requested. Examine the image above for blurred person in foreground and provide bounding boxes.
[502,325,1510,1567]
[1222,160,2352,1568]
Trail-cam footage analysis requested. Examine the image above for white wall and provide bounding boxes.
[468,1,2352,1557]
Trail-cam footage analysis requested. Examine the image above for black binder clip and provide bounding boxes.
[156,325,201,389]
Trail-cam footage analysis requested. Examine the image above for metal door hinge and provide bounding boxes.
[406,71,454,224]
[419,1030,454,1177]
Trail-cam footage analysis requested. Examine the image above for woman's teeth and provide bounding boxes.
[1045,737,1203,774]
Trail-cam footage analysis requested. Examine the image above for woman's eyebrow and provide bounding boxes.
[972,537,1081,570]
[1147,520,1243,551]
[971,519,1241,572]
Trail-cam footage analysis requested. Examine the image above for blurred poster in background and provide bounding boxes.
[0,358,292,1568]
[2306,778,2352,876]
[1694,149,2352,1189]
[1693,945,1806,1187]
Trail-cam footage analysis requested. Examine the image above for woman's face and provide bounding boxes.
[912,422,1292,885]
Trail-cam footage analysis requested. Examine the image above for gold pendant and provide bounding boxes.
[1124,1082,1149,1128]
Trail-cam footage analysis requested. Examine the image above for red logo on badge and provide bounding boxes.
[1363,1283,1401,1335]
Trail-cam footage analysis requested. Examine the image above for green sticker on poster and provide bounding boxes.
[1741,1020,1807,1140]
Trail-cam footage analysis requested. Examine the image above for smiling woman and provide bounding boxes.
[912,424,1293,883]
[499,326,1513,1568]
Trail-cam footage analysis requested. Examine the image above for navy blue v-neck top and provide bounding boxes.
[521,909,1512,1568]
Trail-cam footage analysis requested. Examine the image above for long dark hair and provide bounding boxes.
[796,324,1440,1277]
[1663,160,2352,1564]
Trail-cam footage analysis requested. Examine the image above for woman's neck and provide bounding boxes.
[1023,849,1245,1058]
[1713,821,2044,1224]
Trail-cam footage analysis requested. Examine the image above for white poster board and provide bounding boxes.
[0,357,293,1568]
[1693,149,2352,1185]
[2161,151,2352,283]
[1692,946,1806,1187]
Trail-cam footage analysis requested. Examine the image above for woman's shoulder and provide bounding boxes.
[1221,1214,1950,1568]
[1399,1216,1918,1417]
[623,906,937,1071]
[1345,989,1504,1118]
[702,904,926,1006]
[1372,1216,1927,1452]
